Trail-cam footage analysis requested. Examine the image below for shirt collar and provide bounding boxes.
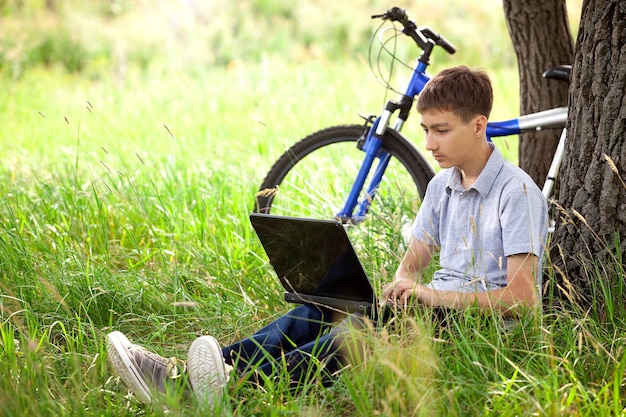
[446,143,504,197]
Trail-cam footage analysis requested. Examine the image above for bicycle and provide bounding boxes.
[254,7,568,229]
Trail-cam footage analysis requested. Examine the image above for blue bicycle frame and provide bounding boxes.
[336,60,431,222]
[336,20,567,223]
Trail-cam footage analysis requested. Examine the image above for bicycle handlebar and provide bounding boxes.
[372,7,456,55]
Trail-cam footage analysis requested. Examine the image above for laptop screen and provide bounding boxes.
[250,214,375,302]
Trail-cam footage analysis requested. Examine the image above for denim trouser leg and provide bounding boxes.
[221,304,351,385]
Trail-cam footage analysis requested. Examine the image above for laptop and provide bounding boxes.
[249,213,379,316]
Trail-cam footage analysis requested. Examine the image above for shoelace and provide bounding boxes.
[134,346,187,381]
[165,357,187,379]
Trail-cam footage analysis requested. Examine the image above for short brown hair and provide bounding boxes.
[416,66,493,123]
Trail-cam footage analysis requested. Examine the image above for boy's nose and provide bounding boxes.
[424,134,437,151]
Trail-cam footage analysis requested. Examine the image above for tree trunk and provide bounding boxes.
[550,0,626,307]
[502,0,574,186]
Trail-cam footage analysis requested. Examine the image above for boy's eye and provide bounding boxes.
[422,127,449,134]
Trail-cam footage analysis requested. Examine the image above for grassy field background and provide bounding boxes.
[4,1,624,417]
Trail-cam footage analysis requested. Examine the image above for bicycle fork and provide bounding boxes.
[336,116,393,224]
[335,64,428,224]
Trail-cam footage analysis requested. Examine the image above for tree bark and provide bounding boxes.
[502,0,574,186]
[550,0,626,306]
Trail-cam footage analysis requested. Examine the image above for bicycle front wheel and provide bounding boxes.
[255,124,433,227]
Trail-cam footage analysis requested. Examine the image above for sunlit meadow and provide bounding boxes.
[3,1,624,416]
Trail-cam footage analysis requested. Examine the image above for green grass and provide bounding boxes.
[2,2,624,416]
[2,58,625,416]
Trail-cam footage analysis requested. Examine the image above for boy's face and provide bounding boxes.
[419,110,486,171]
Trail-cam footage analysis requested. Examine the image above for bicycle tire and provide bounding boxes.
[254,124,434,225]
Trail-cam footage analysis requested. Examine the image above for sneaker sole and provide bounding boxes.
[107,331,153,404]
[187,336,229,405]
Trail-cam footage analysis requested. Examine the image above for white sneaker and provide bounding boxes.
[187,336,233,406]
[107,331,187,404]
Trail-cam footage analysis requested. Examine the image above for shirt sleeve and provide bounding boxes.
[500,182,548,259]
[412,175,444,248]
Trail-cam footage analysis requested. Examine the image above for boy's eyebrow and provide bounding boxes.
[420,121,452,128]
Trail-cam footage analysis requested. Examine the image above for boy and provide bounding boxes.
[382,66,548,314]
[107,66,548,406]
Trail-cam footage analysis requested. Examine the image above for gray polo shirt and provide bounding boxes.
[413,144,548,293]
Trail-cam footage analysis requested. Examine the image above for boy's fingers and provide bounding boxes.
[381,283,394,300]
[383,280,417,304]
[400,288,413,306]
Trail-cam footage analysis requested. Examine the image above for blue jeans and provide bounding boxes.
[222,304,359,386]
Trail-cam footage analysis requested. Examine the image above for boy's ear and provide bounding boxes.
[474,115,488,136]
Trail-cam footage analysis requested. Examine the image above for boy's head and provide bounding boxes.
[417,66,493,123]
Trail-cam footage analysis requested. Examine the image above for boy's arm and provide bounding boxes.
[413,252,540,317]
[381,238,434,301]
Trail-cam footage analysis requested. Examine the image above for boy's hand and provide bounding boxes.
[382,278,423,307]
